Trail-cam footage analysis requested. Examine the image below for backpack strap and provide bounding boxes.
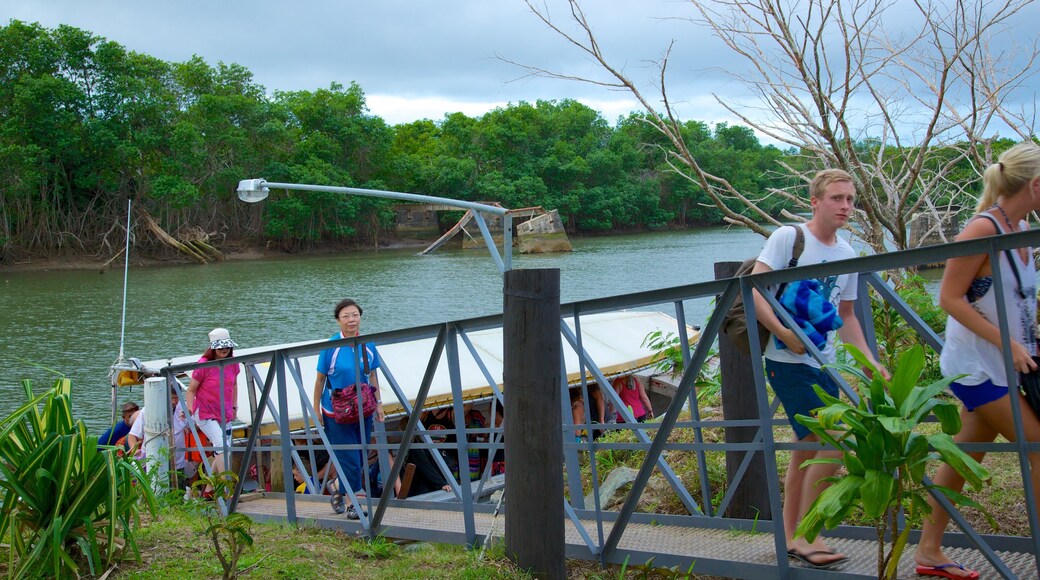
[974,213,1026,300]
[775,225,805,298]
[789,225,805,268]
[327,341,373,379]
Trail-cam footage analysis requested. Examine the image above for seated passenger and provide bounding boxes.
[294,437,333,493]
[98,401,140,451]
[293,460,318,494]
[127,388,192,480]
[613,375,653,423]
[490,405,505,476]
[406,427,453,496]
[571,384,606,440]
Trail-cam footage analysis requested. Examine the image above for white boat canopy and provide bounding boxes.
[133,310,697,434]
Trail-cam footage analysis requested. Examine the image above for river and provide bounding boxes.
[0,227,935,431]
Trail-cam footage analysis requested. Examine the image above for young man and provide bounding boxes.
[127,387,194,481]
[98,401,140,451]
[750,169,888,568]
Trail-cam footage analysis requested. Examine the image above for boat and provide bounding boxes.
[118,310,699,437]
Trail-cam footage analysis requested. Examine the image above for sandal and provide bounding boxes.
[330,491,345,514]
[346,504,367,520]
[915,563,980,579]
[787,548,848,569]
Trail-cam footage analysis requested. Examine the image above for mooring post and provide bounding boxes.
[714,262,771,520]
[504,268,565,579]
[143,376,170,494]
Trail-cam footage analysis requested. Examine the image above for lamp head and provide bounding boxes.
[237,179,270,203]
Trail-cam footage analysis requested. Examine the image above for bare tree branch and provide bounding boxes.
[510,0,1039,253]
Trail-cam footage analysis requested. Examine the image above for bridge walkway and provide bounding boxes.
[237,494,1037,579]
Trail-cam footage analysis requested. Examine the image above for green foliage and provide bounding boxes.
[642,330,685,374]
[191,471,254,580]
[0,378,157,578]
[348,534,399,560]
[641,331,720,401]
[601,555,697,579]
[871,274,947,383]
[795,345,992,579]
[0,20,794,257]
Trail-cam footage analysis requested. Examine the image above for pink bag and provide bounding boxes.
[330,383,376,424]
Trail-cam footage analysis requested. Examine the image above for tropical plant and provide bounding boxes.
[794,345,993,579]
[871,274,947,384]
[642,330,720,401]
[192,470,254,580]
[0,378,157,578]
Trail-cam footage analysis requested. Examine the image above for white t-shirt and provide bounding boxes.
[756,223,857,367]
[128,406,188,469]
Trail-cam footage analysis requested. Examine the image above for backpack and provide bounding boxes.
[721,225,805,354]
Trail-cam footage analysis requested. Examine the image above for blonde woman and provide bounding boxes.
[915,142,1040,580]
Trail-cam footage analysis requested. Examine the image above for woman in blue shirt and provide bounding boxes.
[312,298,383,519]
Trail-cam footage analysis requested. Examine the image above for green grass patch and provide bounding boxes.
[111,503,524,579]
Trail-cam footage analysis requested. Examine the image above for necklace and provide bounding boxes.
[991,203,1017,233]
[991,203,1029,267]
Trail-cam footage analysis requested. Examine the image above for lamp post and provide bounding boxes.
[236,179,513,273]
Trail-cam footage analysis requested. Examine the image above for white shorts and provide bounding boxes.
[194,416,231,454]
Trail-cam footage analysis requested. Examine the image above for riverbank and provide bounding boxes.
[0,222,703,275]
[0,237,436,275]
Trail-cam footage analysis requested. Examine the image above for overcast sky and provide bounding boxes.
[4,1,1038,138]
[0,1,763,125]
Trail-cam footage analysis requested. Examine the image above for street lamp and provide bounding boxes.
[237,179,513,272]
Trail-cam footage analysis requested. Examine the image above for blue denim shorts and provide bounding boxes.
[949,379,1008,411]
[765,359,840,440]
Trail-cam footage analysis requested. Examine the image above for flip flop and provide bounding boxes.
[787,548,848,569]
[915,563,980,579]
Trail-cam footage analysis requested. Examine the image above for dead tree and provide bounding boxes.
[512,0,1039,254]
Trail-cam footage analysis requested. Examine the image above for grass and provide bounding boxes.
[101,499,728,579]
[106,500,524,579]
[89,498,748,579]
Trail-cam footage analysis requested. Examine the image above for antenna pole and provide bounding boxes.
[111,199,132,426]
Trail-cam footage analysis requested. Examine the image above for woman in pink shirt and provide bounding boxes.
[186,328,240,494]
[612,375,653,423]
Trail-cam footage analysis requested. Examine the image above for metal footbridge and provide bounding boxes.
[161,229,1040,579]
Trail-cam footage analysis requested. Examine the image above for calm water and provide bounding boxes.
[1,227,945,431]
[1,227,773,430]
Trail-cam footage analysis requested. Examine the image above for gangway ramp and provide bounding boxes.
[235,495,1037,578]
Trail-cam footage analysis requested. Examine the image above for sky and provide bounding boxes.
[3,1,1038,138]
[1,1,750,125]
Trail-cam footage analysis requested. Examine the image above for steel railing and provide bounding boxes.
[156,227,1040,578]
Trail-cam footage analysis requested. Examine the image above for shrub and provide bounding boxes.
[0,378,157,578]
[871,274,946,384]
[796,345,992,579]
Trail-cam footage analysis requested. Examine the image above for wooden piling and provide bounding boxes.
[503,268,565,579]
[714,262,771,520]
